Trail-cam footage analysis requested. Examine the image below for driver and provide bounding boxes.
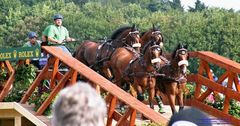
[42,14,75,55]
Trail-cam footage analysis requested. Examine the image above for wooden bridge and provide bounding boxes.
[0,46,239,126]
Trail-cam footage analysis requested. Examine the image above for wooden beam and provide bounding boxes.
[50,58,59,89]
[116,108,133,126]
[14,116,21,126]
[36,69,73,115]
[197,51,240,73]
[223,72,234,114]
[106,96,117,126]
[0,70,15,101]
[197,89,212,102]
[71,70,78,84]
[198,74,240,101]
[112,111,130,126]
[129,109,136,126]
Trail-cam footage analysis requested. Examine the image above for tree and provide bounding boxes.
[170,0,184,11]
[189,0,207,12]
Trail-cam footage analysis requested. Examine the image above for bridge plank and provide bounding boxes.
[42,46,168,124]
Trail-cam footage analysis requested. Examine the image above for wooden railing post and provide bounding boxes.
[222,72,234,114]
[106,95,117,126]
[50,58,59,89]
[0,61,15,101]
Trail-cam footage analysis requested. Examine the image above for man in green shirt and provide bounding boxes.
[42,14,75,55]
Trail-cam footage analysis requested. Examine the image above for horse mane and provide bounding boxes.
[110,26,132,40]
[141,31,146,37]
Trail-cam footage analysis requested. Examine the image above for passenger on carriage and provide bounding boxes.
[23,31,42,69]
[42,14,76,55]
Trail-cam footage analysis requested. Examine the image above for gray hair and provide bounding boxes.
[52,81,107,126]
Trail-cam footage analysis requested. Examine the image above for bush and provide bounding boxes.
[184,82,195,99]
[206,98,240,119]
[4,64,37,102]
[0,70,7,86]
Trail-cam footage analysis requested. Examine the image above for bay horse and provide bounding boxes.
[110,41,167,110]
[156,43,189,114]
[74,24,141,79]
[141,24,164,49]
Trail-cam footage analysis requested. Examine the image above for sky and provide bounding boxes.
[180,0,240,11]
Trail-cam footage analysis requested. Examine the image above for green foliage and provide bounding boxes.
[29,90,52,116]
[206,98,240,119]
[143,123,163,126]
[229,100,240,119]
[4,64,37,102]
[184,83,195,99]
[0,70,7,85]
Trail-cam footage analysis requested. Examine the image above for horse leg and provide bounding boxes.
[136,84,144,101]
[148,87,155,110]
[178,83,185,111]
[155,92,165,113]
[178,94,184,111]
[166,82,177,114]
[167,94,177,114]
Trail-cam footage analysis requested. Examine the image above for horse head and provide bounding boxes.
[172,43,189,76]
[141,24,164,48]
[142,41,163,71]
[111,24,141,53]
[125,24,141,52]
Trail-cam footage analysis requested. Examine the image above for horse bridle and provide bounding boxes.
[149,45,162,64]
[151,30,163,48]
[175,48,189,67]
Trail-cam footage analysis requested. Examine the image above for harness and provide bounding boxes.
[89,40,114,69]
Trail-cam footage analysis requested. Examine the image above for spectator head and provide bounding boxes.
[28,31,37,39]
[52,81,107,126]
[168,107,212,126]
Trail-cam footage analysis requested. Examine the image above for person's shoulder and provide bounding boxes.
[23,42,31,47]
[44,25,56,30]
[61,26,68,30]
[47,25,57,29]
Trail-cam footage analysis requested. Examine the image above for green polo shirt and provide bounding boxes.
[42,25,69,45]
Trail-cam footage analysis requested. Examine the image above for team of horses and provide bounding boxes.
[73,24,189,115]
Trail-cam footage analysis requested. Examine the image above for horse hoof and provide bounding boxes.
[179,106,184,111]
[137,94,144,101]
[158,108,165,114]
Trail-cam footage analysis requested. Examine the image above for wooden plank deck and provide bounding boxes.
[0,102,51,126]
